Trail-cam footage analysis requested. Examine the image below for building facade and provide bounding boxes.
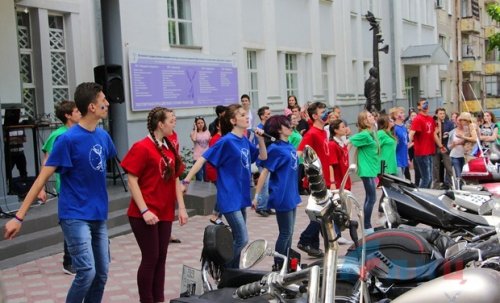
[2,0,485,203]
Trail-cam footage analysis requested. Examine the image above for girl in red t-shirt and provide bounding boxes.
[121,107,188,303]
[328,119,352,191]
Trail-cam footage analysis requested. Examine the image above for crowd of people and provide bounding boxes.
[4,82,499,302]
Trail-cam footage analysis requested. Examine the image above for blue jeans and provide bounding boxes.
[414,155,433,188]
[60,219,109,303]
[256,168,270,211]
[298,221,321,249]
[451,157,465,178]
[275,209,296,266]
[361,177,377,229]
[223,208,248,268]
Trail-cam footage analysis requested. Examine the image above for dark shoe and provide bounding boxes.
[62,264,76,275]
[170,237,182,244]
[299,189,310,195]
[256,209,269,217]
[297,243,324,258]
[209,218,224,225]
[266,209,276,215]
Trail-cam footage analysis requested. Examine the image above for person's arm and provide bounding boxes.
[329,165,336,190]
[181,157,207,192]
[480,126,498,142]
[127,173,159,225]
[175,178,188,226]
[190,130,197,142]
[255,129,267,160]
[252,168,269,209]
[4,166,56,239]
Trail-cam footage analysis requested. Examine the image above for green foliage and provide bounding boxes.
[486,4,500,52]
[180,146,194,180]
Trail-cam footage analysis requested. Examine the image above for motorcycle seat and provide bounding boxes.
[217,268,267,289]
[369,251,445,283]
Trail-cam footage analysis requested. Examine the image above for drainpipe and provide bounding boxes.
[455,0,462,112]
[390,1,397,107]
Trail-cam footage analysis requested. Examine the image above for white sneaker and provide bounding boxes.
[337,237,354,245]
[364,228,374,235]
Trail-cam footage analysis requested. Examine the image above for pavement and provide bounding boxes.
[0,180,377,303]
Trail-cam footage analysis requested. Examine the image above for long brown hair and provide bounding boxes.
[147,107,184,180]
[220,104,242,135]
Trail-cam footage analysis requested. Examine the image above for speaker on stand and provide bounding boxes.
[94,65,127,192]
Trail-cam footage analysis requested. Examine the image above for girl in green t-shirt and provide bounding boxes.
[377,115,398,175]
[349,110,379,234]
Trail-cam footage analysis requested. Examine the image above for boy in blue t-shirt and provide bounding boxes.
[5,82,116,302]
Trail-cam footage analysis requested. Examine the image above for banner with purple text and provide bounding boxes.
[129,50,238,111]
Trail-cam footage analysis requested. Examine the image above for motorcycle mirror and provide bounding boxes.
[241,239,268,269]
[444,241,467,259]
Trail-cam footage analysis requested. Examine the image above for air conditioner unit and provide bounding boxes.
[435,0,443,9]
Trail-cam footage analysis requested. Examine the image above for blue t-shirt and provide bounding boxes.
[203,133,259,213]
[46,125,117,220]
[394,124,409,168]
[262,141,301,212]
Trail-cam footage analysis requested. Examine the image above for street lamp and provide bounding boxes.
[364,11,389,113]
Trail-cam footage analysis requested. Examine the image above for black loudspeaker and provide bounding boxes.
[93,65,124,103]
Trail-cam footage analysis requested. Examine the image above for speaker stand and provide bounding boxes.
[107,156,127,192]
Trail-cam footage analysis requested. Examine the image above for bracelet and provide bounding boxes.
[181,180,190,186]
[140,208,149,215]
[14,215,23,223]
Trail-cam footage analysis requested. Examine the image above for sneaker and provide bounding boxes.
[63,264,76,275]
[337,237,354,245]
[297,243,324,258]
[266,209,276,215]
[364,228,374,235]
[256,209,269,217]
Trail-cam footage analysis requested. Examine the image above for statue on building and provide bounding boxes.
[364,67,380,112]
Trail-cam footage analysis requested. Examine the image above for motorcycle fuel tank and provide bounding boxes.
[391,268,500,303]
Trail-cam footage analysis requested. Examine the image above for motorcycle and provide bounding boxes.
[171,146,500,303]
[379,172,500,236]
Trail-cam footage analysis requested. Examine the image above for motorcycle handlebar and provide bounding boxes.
[471,229,497,242]
[234,280,263,298]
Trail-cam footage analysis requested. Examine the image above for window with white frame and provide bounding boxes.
[17,11,37,119]
[485,76,499,96]
[285,54,298,98]
[167,0,193,45]
[321,56,329,103]
[247,50,259,104]
[49,15,69,105]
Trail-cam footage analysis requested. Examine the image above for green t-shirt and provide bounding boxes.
[288,129,303,164]
[42,125,68,193]
[377,130,398,175]
[349,129,380,177]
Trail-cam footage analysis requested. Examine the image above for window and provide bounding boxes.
[485,76,499,96]
[247,50,259,104]
[48,15,69,105]
[285,54,298,98]
[17,11,37,119]
[167,0,193,45]
[321,56,329,102]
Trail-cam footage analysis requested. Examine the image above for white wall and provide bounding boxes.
[0,1,22,104]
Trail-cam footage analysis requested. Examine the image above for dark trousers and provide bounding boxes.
[298,221,321,249]
[129,217,172,303]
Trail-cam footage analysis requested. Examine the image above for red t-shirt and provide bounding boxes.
[205,133,221,182]
[328,140,351,190]
[121,137,179,221]
[298,126,331,186]
[411,113,436,156]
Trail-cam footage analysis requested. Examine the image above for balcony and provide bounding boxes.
[485,98,500,110]
[485,62,500,74]
[462,59,483,73]
[460,18,481,34]
[461,100,482,112]
[485,25,500,37]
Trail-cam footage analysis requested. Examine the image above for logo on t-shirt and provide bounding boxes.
[89,144,105,172]
[291,151,298,170]
[159,156,172,179]
[240,148,250,169]
[425,121,433,134]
